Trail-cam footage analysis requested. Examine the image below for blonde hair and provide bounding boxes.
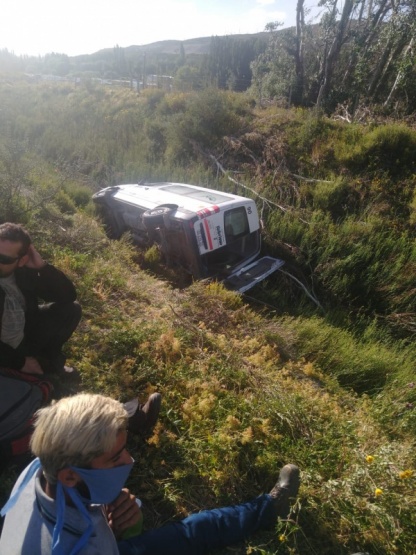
[30,393,128,484]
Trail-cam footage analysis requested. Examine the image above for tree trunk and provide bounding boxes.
[293,0,305,104]
[384,37,414,106]
[316,0,355,109]
[369,35,408,97]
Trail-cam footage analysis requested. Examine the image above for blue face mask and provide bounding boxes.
[52,459,134,555]
[70,459,134,504]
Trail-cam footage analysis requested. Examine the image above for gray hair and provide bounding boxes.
[30,393,128,484]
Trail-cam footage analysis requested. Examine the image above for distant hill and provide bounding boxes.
[66,32,271,85]
[0,31,272,83]
[71,32,270,61]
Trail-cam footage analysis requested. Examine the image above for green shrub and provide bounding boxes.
[282,314,414,396]
[342,124,416,178]
[165,89,251,163]
[312,177,360,219]
[54,189,77,213]
[64,183,93,208]
[143,244,162,266]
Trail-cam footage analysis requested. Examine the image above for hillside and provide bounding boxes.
[0,31,270,92]
[1,218,414,554]
[75,33,269,59]
[0,80,415,554]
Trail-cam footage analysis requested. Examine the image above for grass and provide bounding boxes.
[0,87,415,553]
[2,216,414,554]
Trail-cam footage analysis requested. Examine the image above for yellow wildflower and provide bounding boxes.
[366,455,374,464]
[279,535,286,542]
[399,469,414,480]
[374,488,383,497]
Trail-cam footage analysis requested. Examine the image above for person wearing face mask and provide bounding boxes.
[0,222,81,377]
[0,393,300,555]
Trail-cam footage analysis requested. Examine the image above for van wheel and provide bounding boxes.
[142,205,177,229]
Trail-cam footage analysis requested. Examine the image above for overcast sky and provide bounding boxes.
[1,0,322,57]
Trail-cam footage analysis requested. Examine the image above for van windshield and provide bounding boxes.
[201,207,260,276]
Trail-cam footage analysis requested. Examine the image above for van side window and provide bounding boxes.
[224,207,249,240]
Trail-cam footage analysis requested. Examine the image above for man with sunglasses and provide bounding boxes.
[0,222,81,376]
[0,223,163,464]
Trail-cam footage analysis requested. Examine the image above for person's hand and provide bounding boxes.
[21,356,44,375]
[23,245,47,270]
[106,489,142,537]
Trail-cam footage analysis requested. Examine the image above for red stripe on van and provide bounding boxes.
[203,219,213,250]
[200,208,210,219]
[197,205,220,219]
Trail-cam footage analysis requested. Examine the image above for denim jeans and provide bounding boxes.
[118,493,275,555]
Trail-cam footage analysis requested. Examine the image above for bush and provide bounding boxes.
[342,124,416,179]
[312,177,360,219]
[165,89,251,163]
[283,316,385,391]
[64,183,93,208]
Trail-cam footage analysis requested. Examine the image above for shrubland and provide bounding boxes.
[0,81,415,554]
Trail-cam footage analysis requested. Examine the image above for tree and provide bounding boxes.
[43,53,71,76]
[294,0,306,104]
[204,35,267,92]
[316,0,356,109]
[174,65,203,91]
[249,0,416,115]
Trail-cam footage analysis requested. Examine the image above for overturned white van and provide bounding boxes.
[92,182,284,293]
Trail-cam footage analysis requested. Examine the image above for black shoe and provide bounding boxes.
[48,366,82,398]
[269,464,300,519]
[128,393,162,436]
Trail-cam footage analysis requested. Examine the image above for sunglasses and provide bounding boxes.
[0,254,20,265]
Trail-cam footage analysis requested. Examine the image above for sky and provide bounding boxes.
[1,0,321,58]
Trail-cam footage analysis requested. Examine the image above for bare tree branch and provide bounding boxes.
[208,153,288,213]
[278,268,324,311]
[291,173,332,183]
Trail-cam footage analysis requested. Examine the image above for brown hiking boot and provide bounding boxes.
[128,393,162,436]
[269,464,300,519]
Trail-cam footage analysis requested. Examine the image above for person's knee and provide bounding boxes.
[42,301,82,334]
[54,301,82,323]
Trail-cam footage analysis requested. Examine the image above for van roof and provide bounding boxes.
[110,182,253,213]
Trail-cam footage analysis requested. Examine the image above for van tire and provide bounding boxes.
[142,205,177,229]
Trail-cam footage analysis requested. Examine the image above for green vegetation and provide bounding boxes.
[0,79,415,554]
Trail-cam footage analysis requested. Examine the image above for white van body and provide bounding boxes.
[93,182,284,292]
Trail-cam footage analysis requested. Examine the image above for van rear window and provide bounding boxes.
[224,207,249,239]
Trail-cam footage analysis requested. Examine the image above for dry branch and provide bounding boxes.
[208,154,288,213]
